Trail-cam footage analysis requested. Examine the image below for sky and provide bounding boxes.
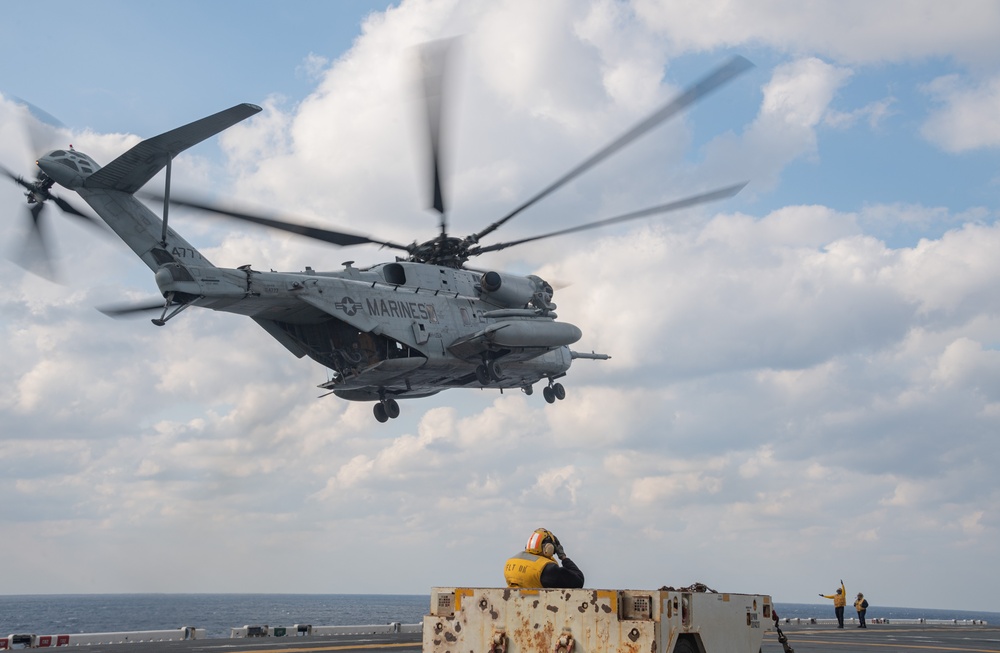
[1,0,999,614]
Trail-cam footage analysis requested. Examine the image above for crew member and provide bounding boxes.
[504,528,584,588]
[854,592,868,628]
[819,580,847,628]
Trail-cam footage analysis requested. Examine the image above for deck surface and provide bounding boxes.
[12,622,1000,653]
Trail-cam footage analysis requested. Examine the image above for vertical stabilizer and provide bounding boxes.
[70,103,262,273]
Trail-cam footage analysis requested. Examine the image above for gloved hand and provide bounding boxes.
[553,534,566,558]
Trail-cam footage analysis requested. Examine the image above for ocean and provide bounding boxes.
[0,595,996,639]
[0,595,428,639]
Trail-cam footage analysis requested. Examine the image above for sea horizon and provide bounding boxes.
[1,594,996,639]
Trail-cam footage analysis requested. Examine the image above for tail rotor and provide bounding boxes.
[1,99,101,280]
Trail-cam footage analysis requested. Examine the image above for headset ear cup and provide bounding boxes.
[543,542,555,558]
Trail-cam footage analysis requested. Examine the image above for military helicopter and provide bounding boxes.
[2,50,752,423]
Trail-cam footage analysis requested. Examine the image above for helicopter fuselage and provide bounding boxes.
[69,178,583,407]
[148,254,583,402]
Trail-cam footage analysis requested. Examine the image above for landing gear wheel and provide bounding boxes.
[384,398,400,419]
[476,364,491,385]
[552,382,566,400]
[543,386,556,404]
[487,359,503,381]
[373,402,389,423]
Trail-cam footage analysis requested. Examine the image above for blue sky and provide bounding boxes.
[0,2,394,134]
[2,0,1000,615]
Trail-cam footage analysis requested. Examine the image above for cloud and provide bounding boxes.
[695,58,853,192]
[297,53,331,82]
[920,73,1000,152]
[633,0,1000,65]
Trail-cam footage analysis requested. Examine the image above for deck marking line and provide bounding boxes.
[223,643,417,653]
[774,638,1000,653]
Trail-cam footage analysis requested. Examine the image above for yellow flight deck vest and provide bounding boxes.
[504,551,552,588]
[822,585,847,608]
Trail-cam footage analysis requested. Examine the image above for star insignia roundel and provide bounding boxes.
[336,296,362,316]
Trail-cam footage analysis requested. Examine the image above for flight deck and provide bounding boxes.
[765,621,1000,653]
[6,623,997,653]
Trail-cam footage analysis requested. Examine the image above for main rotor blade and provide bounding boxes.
[145,193,413,253]
[419,39,455,232]
[469,181,747,256]
[50,193,100,224]
[472,55,754,244]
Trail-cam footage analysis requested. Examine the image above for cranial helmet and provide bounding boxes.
[525,528,557,558]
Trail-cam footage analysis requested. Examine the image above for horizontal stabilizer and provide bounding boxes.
[85,103,261,193]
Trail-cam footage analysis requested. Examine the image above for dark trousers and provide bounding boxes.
[857,610,867,627]
[835,606,844,627]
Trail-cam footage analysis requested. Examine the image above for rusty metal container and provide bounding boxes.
[424,587,773,653]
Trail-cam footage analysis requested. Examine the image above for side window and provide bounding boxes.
[384,263,406,285]
[460,307,472,326]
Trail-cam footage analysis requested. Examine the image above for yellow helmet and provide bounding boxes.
[525,528,557,558]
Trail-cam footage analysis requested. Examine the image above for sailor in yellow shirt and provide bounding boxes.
[504,528,584,588]
[854,593,869,628]
[819,580,846,628]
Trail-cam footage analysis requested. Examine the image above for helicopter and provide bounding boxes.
[2,50,752,423]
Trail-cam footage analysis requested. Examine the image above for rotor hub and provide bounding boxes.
[409,234,471,268]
